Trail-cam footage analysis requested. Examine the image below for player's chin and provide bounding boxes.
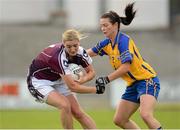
[69,52,77,56]
[103,33,109,37]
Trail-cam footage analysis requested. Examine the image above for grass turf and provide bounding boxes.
[0,103,179,129]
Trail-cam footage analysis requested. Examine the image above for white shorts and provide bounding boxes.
[30,77,72,103]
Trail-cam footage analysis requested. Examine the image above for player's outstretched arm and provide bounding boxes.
[62,74,105,94]
[86,48,98,57]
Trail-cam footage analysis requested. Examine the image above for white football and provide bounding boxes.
[68,63,84,80]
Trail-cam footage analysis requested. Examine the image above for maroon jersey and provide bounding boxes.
[27,43,92,81]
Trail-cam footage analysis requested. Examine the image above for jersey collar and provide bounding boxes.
[111,31,121,49]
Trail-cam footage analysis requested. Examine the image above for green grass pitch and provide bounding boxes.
[0,103,179,129]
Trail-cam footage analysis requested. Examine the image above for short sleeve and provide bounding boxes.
[78,47,93,68]
[49,50,72,76]
[91,39,109,56]
[82,48,92,65]
[61,60,72,75]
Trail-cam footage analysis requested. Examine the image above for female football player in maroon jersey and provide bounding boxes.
[27,29,105,129]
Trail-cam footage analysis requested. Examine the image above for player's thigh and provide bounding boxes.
[55,83,83,114]
[66,94,84,116]
[54,81,72,97]
[47,91,71,110]
[47,81,73,109]
[114,99,139,121]
[139,94,157,114]
[30,77,56,102]
[138,77,160,114]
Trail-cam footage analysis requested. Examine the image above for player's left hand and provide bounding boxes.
[96,82,105,94]
[96,76,110,87]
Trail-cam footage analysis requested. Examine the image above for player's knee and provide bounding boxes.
[71,109,84,119]
[57,101,71,113]
[113,116,126,127]
[140,111,152,122]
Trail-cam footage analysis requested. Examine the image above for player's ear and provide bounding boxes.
[114,22,118,28]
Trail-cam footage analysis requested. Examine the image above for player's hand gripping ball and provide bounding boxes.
[69,63,84,80]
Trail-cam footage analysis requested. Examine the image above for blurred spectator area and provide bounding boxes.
[1,0,178,29]
[0,0,179,77]
[170,0,180,24]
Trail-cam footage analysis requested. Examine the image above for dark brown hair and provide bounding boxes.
[101,3,136,31]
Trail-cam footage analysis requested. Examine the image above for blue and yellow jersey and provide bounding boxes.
[92,32,157,86]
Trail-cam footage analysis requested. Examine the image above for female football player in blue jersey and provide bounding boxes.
[87,3,162,129]
[27,29,105,129]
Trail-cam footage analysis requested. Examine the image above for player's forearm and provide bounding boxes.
[108,63,130,81]
[86,49,97,57]
[71,84,96,93]
[84,70,96,83]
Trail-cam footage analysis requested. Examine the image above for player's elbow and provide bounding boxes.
[68,82,79,92]
[126,65,131,72]
[70,87,78,93]
[90,70,96,80]
[122,62,131,72]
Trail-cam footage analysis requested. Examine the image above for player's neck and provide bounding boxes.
[109,31,118,46]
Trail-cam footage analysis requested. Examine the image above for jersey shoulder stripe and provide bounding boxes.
[118,33,130,53]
